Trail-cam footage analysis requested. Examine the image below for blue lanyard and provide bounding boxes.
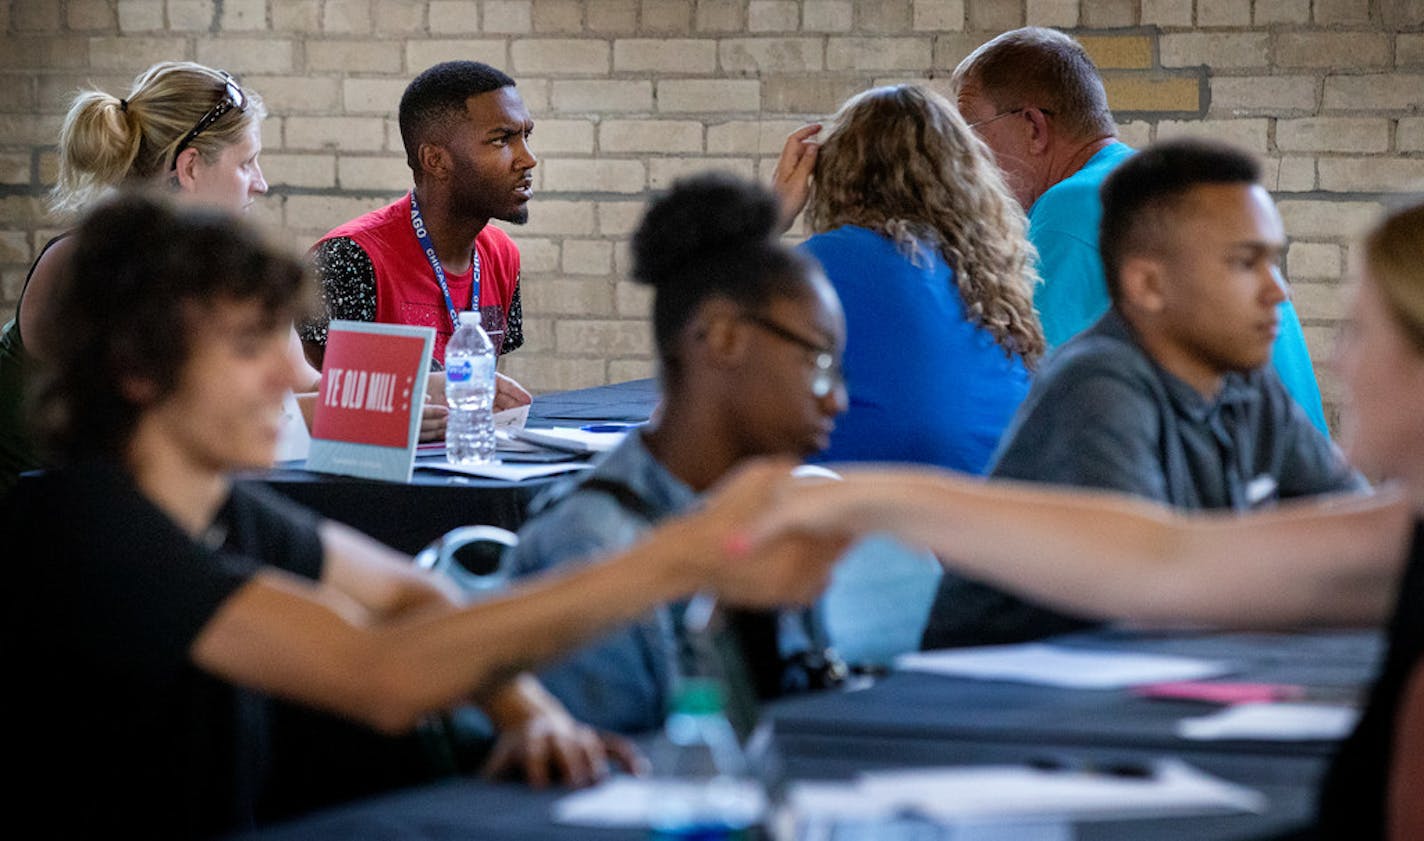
[409,190,480,331]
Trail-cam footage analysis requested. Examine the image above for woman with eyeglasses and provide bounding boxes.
[774,84,1045,476]
[505,173,850,734]
[0,61,305,496]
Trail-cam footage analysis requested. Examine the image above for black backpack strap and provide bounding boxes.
[572,476,663,523]
[528,472,662,524]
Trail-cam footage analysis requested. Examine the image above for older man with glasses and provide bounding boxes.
[953,26,1327,432]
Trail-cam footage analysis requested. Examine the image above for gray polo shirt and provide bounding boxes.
[921,308,1366,649]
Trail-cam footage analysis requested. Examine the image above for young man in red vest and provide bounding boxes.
[300,61,534,412]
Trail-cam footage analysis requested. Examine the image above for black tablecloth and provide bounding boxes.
[245,629,1377,840]
[767,628,1381,761]
[243,380,661,554]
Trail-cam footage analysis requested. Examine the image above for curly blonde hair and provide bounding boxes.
[807,84,1045,364]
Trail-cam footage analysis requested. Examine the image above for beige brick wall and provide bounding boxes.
[1,1,1419,424]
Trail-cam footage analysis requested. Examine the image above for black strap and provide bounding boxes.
[571,476,663,523]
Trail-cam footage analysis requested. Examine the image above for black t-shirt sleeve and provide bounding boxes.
[221,482,325,581]
[298,236,378,347]
[501,275,524,355]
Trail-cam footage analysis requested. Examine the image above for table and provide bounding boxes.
[244,379,660,554]
[247,628,1376,840]
[768,628,1381,762]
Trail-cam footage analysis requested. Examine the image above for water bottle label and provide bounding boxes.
[446,356,474,383]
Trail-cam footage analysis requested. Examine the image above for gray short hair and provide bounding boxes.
[954,27,1116,141]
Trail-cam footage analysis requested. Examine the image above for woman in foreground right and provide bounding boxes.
[749,200,1424,840]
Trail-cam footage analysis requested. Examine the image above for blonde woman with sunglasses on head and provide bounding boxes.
[0,61,300,497]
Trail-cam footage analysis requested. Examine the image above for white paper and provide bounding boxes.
[274,390,311,462]
[846,759,1265,820]
[553,777,765,828]
[495,404,529,431]
[895,643,1232,689]
[552,778,659,827]
[415,459,591,481]
[511,426,627,454]
[1177,702,1360,741]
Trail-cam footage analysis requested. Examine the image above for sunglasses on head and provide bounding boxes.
[169,71,247,171]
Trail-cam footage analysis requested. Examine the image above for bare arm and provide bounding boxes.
[17,237,78,361]
[190,461,832,734]
[771,123,822,234]
[1391,664,1424,841]
[750,467,1414,629]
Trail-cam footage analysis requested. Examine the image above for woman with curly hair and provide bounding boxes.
[775,84,1045,474]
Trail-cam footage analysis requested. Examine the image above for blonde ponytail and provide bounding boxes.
[47,61,265,220]
[50,91,142,217]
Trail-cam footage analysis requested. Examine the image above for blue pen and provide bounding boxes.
[580,422,640,433]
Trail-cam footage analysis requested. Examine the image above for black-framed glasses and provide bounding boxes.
[169,71,247,170]
[741,313,843,399]
[968,106,1055,130]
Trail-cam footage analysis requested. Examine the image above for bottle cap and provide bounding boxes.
[671,677,726,715]
[459,310,482,327]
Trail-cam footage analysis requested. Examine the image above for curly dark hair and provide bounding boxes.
[31,190,309,461]
[631,173,818,385]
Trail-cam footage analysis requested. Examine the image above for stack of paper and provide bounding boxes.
[896,643,1233,689]
[553,760,1263,829]
[1177,702,1360,741]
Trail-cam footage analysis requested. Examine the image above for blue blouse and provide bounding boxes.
[801,225,1032,474]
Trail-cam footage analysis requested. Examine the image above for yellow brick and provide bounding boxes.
[337,155,412,192]
[562,239,614,275]
[67,0,117,30]
[501,355,609,393]
[373,0,427,33]
[306,41,404,73]
[541,159,646,194]
[405,40,509,72]
[1081,0,1135,26]
[802,0,853,31]
[1102,75,1201,113]
[197,39,297,75]
[695,0,743,31]
[533,0,585,33]
[1024,0,1077,27]
[261,152,337,189]
[555,319,652,355]
[913,0,965,30]
[588,0,639,31]
[1077,35,1153,71]
[750,1,800,32]
[512,39,612,75]
[117,0,164,31]
[524,278,616,315]
[220,0,267,29]
[551,80,653,113]
[647,157,756,188]
[720,38,825,73]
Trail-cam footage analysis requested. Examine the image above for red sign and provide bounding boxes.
[313,329,427,448]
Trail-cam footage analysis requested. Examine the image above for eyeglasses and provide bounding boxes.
[968,106,1055,130]
[169,71,247,171]
[741,313,843,399]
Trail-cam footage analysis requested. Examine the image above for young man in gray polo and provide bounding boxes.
[921,139,1367,649]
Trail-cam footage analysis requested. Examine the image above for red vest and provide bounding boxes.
[320,193,520,364]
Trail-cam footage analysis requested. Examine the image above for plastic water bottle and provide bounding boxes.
[648,679,766,841]
[444,310,497,464]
